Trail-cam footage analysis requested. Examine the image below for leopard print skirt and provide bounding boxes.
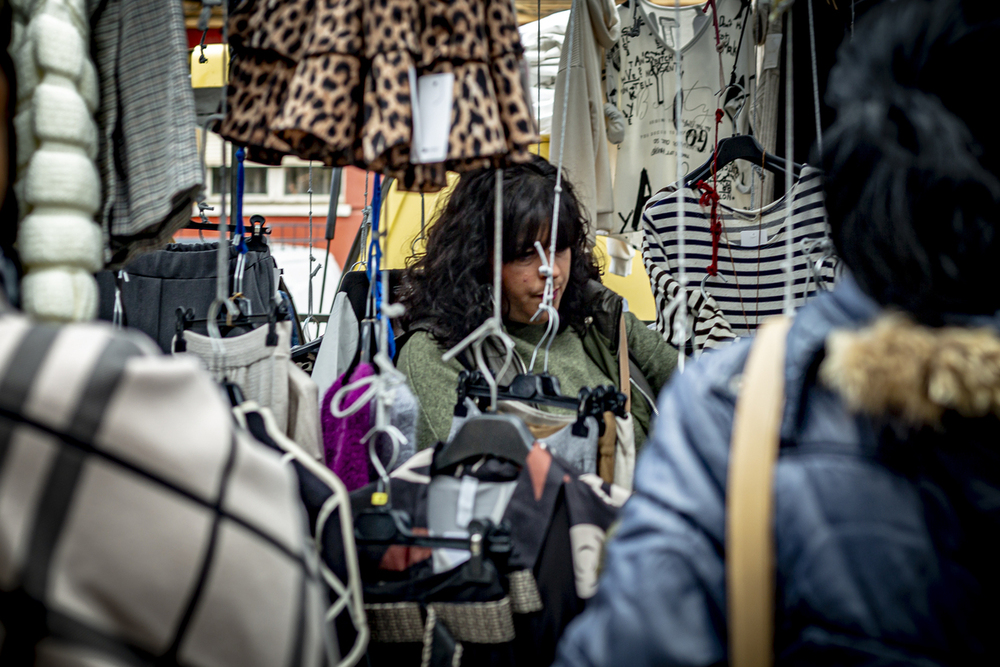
[223,0,539,192]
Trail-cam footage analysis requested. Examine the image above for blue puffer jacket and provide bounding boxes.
[554,275,1000,666]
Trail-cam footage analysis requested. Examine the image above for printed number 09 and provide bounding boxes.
[685,127,708,153]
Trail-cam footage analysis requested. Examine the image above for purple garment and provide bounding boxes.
[321,363,375,491]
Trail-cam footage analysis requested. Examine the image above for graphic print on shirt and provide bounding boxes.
[606,0,753,243]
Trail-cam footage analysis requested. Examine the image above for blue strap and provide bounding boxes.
[366,176,395,358]
[234,148,248,254]
[367,174,382,286]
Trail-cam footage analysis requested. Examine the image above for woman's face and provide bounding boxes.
[501,245,571,324]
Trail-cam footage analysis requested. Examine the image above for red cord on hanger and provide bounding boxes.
[696,179,722,276]
[699,106,726,277]
[703,0,722,51]
[702,0,725,278]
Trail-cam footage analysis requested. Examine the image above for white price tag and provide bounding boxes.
[410,70,454,164]
[740,229,768,247]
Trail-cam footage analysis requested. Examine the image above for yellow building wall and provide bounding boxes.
[380,139,656,321]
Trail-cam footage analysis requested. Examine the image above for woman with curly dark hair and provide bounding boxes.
[397,155,678,451]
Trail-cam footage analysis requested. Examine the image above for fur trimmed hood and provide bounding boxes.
[820,314,1000,427]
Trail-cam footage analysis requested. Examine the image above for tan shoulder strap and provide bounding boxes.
[726,316,792,667]
[598,314,633,485]
[618,313,631,412]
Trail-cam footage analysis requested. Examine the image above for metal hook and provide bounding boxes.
[441,168,516,412]
[719,81,748,134]
[528,241,561,373]
[528,302,559,374]
[443,318,515,411]
[801,237,835,300]
[112,270,129,329]
[473,329,515,410]
[700,272,728,302]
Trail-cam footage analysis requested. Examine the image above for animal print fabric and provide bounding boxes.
[222,0,538,192]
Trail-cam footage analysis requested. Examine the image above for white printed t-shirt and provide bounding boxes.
[606,0,754,244]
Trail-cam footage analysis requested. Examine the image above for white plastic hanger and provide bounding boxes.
[232,402,369,667]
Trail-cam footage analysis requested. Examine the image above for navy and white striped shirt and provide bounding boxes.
[642,167,839,339]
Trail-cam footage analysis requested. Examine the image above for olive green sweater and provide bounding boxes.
[398,313,678,451]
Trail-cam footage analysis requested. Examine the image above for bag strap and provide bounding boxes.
[726,316,792,667]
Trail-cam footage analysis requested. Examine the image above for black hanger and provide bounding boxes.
[572,385,628,436]
[342,317,377,382]
[508,372,570,405]
[184,211,271,246]
[246,214,271,252]
[188,202,239,233]
[354,513,512,576]
[431,412,536,474]
[290,337,322,363]
[355,513,509,553]
[684,134,804,188]
[453,370,628,437]
[173,300,289,352]
[455,370,579,416]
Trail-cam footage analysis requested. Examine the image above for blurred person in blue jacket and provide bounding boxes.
[554,1,1000,664]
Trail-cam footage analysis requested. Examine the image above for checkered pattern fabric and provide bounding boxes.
[0,312,333,666]
[90,0,204,266]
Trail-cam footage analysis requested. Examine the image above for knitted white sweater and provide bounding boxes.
[9,0,103,321]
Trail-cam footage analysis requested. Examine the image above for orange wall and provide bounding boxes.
[181,166,368,270]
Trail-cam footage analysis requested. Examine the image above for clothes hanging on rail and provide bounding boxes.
[605,0,754,244]
[322,362,377,491]
[95,241,278,353]
[223,0,538,192]
[642,165,837,338]
[343,445,628,666]
[181,320,324,460]
[549,0,621,233]
[312,291,361,403]
[520,10,570,134]
[321,361,419,490]
[644,258,737,352]
[450,398,604,477]
[312,269,407,408]
[288,360,324,458]
[89,0,204,267]
[0,312,333,666]
[234,399,367,663]
[400,305,674,453]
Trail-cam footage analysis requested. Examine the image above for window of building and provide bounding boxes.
[211,166,268,195]
[285,167,334,196]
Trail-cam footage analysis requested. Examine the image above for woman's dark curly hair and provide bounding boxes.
[400,156,601,350]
